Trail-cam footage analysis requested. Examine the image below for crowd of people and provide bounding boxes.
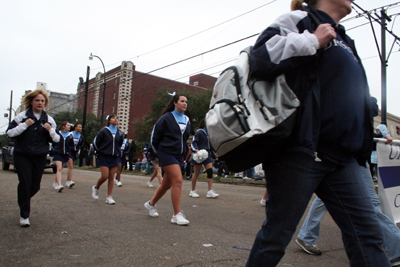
[5,0,400,266]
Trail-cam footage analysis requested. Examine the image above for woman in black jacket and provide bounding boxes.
[92,115,124,205]
[52,121,74,193]
[6,89,60,227]
[144,94,191,225]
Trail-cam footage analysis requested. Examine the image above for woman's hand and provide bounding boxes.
[314,23,336,49]
[25,118,34,127]
[43,122,52,131]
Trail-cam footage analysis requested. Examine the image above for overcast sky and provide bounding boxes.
[1,0,400,133]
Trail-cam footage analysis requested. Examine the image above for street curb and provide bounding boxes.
[219,177,265,186]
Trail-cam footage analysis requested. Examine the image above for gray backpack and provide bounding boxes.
[205,12,321,172]
[205,47,301,172]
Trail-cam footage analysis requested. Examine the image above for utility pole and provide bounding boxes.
[79,66,90,167]
[8,90,13,124]
[380,8,391,126]
[352,3,400,126]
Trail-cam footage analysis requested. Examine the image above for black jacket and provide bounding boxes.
[151,112,191,155]
[6,108,60,155]
[53,131,74,155]
[93,127,124,157]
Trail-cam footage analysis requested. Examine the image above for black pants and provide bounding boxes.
[128,156,134,171]
[14,152,47,219]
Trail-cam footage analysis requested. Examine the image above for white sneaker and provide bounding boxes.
[20,217,30,227]
[53,183,64,193]
[144,201,159,217]
[117,181,122,187]
[92,186,99,199]
[260,198,266,206]
[189,190,199,198]
[147,181,153,188]
[206,190,219,198]
[105,196,116,205]
[114,178,118,185]
[171,212,189,225]
[65,181,75,188]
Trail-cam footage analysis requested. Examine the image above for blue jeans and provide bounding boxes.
[245,167,255,178]
[297,166,400,260]
[246,152,391,267]
[297,196,326,246]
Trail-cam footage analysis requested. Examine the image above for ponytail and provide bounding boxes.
[161,94,187,115]
[291,0,318,11]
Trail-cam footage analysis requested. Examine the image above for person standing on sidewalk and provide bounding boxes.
[144,93,191,225]
[189,119,219,199]
[92,115,124,205]
[52,121,74,193]
[246,0,392,266]
[128,140,136,171]
[66,123,84,188]
[6,89,60,227]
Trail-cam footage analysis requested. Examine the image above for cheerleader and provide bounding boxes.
[144,94,191,225]
[52,121,74,192]
[189,119,219,198]
[66,123,84,188]
[92,115,124,204]
[114,133,130,187]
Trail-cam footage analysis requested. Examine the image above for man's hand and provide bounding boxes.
[384,135,393,144]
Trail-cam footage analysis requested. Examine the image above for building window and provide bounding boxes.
[90,100,92,106]
[193,81,199,86]
[113,92,116,99]
[112,106,115,113]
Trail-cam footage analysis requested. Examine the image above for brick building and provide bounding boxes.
[76,61,216,139]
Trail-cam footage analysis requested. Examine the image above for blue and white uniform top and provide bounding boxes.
[93,125,124,157]
[151,110,191,156]
[53,131,74,155]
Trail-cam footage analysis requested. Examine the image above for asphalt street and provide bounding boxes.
[1,167,350,266]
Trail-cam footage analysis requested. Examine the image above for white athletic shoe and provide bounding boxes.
[53,183,64,193]
[144,201,159,217]
[189,190,199,198]
[92,185,99,199]
[171,212,189,225]
[65,181,75,188]
[117,181,122,187]
[20,217,30,227]
[147,181,153,188]
[114,178,118,185]
[105,196,116,205]
[260,198,266,206]
[206,190,219,198]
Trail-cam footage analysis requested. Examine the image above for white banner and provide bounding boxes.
[376,139,400,223]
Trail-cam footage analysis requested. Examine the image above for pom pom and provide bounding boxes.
[193,149,208,163]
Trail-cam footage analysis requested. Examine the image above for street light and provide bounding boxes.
[89,53,107,127]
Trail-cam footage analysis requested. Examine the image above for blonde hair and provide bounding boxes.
[291,0,318,11]
[21,89,49,110]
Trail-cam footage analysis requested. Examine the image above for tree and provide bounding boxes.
[52,110,100,146]
[133,87,212,144]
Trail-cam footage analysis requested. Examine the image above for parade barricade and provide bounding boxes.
[376,138,400,223]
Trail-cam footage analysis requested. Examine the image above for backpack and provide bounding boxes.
[205,13,321,172]
[144,142,157,164]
